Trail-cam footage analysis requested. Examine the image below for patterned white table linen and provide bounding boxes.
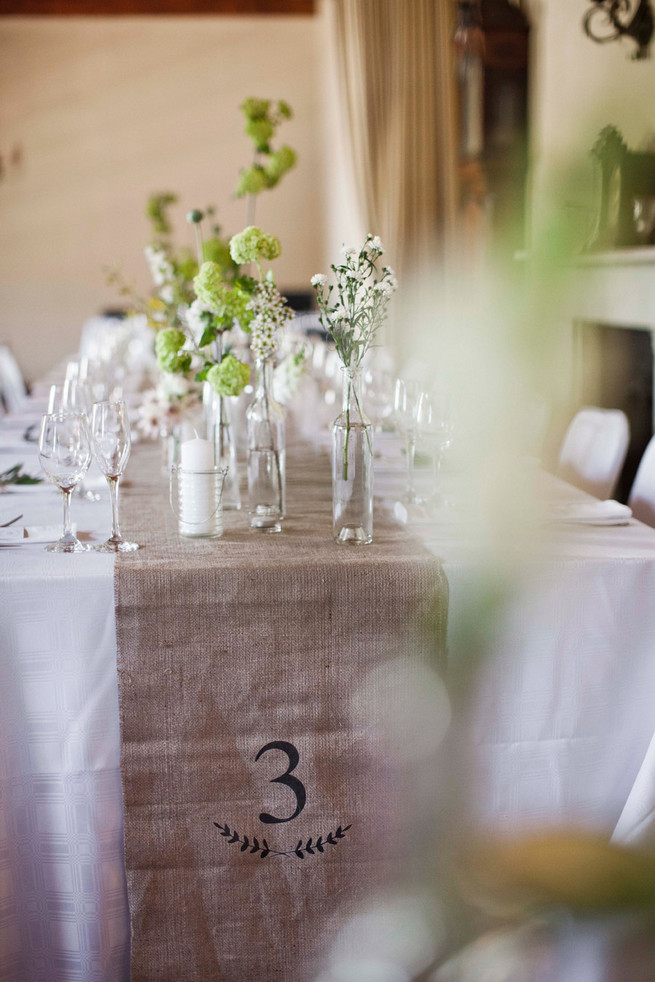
[0,409,128,982]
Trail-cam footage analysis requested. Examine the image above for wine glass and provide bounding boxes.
[38,413,92,553]
[48,380,101,501]
[394,378,422,504]
[417,388,454,505]
[363,368,394,430]
[90,400,139,552]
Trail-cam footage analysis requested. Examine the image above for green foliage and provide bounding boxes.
[146,192,177,238]
[236,97,297,199]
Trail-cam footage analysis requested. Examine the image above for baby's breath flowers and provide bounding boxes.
[311,233,398,370]
[248,279,294,360]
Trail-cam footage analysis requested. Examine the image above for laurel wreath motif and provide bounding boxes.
[213,822,352,859]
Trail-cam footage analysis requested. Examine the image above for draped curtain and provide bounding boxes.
[332,0,457,281]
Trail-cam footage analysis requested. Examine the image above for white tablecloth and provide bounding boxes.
[3,409,655,981]
[0,408,127,982]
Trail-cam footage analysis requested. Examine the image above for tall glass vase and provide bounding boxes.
[246,357,286,532]
[204,385,241,510]
[332,366,373,545]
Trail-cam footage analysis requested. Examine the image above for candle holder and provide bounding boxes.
[170,464,228,538]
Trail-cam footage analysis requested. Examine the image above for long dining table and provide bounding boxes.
[3,389,655,981]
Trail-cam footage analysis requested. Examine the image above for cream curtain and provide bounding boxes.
[332,0,457,280]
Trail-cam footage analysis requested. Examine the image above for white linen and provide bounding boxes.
[0,407,128,982]
[4,412,655,981]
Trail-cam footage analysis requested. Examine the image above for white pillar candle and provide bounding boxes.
[179,438,221,536]
[180,437,215,471]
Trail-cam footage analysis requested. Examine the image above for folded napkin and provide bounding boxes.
[0,525,67,545]
[547,499,632,526]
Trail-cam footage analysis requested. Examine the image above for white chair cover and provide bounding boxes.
[557,407,629,500]
[0,345,27,414]
[629,434,655,527]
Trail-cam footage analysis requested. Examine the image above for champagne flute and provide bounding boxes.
[38,413,92,553]
[90,400,139,552]
[417,388,454,505]
[48,379,101,501]
[394,378,422,504]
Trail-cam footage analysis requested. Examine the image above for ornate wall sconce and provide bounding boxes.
[583,0,654,59]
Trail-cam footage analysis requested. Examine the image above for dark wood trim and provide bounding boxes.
[0,0,315,14]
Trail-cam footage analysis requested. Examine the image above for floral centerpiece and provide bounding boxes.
[311,234,398,544]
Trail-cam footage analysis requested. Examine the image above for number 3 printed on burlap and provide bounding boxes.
[255,741,307,824]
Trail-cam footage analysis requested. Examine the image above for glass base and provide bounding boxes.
[45,538,89,553]
[250,519,282,533]
[335,524,372,546]
[402,489,425,506]
[92,539,140,553]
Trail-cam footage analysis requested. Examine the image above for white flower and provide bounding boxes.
[185,298,214,346]
[374,280,394,296]
[144,244,174,289]
[341,245,357,259]
[156,373,191,400]
[311,273,328,287]
[367,235,385,254]
[160,284,174,304]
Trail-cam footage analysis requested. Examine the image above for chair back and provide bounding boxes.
[557,407,629,500]
[628,434,655,527]
[0,345,27,414]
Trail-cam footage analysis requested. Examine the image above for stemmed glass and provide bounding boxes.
[416,388,454,505]
[90,400,139,552]
[394,378,422,504]
[38,413,92,553]
[48,379,101,501]
[363,368,395,431]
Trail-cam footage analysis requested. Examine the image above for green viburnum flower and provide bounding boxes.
[265,145,297,181]
[226,281,255,331]
[241,97,270,121]
[207,355,251,397]
[245,117,274,151]
[194,261,228,315]
[230,227,282,266]
[203,236,236,274]
[155,328,191,374]
[235,165,268,198]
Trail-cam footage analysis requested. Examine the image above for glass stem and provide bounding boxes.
[433,450,442,495]
[62,488,73,540]
[108,476,122,542]
[407,433,417,497]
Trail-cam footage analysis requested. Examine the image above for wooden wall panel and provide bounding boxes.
[0,0,315,14]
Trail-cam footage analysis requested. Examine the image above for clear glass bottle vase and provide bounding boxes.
[332,366,373,545]
[204,383,241,510]
[246,357,286,532]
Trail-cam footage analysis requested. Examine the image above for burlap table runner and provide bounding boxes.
[115,438,447,982]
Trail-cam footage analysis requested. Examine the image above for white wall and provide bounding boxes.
[529,0,655,242]
[0,15,327,382]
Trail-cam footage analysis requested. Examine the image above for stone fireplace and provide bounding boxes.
[559,248,655,501]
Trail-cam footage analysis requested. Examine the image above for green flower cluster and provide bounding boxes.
[206,354,251,397]
[193,262,256,333]
[236,97,296,198]
[194,262,227,314]
[230,227,281,266]
[155,328,192,374]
